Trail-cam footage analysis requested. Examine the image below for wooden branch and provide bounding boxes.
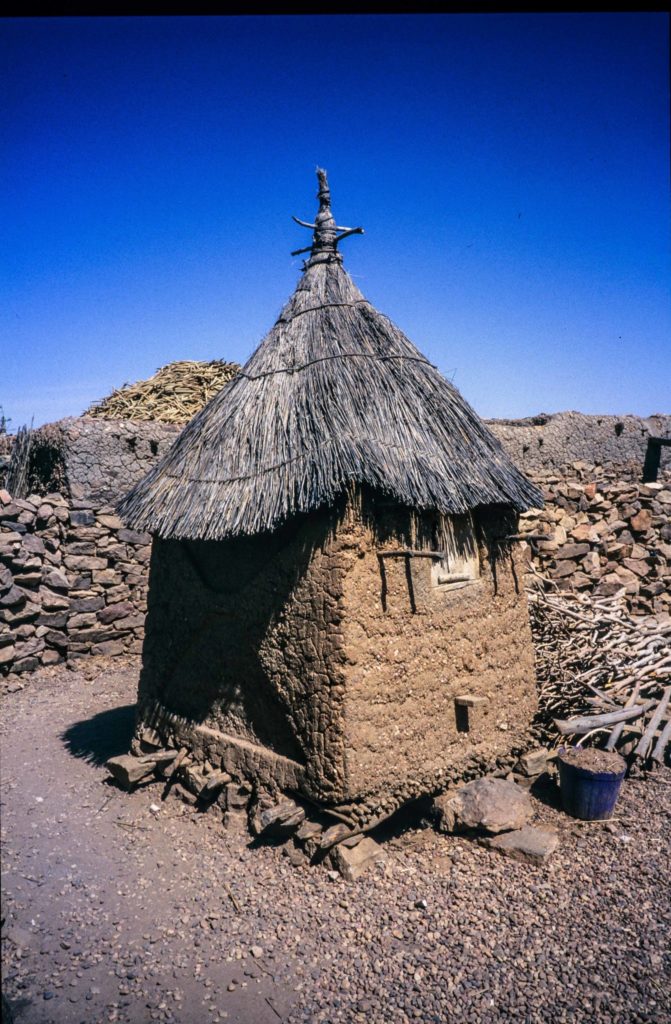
[291,216,315,229]
[335,227,364,243]
[377,549,445,559]
[651,719,671,763]
[554,700,656,736]
[634,687,671,760]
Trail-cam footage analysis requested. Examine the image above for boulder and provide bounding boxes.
[433,777,533,835]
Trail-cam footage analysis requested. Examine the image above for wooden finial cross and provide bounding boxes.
[291,168,364,263]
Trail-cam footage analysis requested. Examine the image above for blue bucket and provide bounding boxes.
[557,747,627,821]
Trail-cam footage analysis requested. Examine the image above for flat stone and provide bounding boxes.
[434,777,533,835]
[0,585,25,608]
[485,826,559,865]
[106,754,156,789]
[0,645,15,665]
[97,514,124,530]
[629,509,652,533]
[22,534,45,555]
[43,569,70,590]
[40,589,70,611]
[555,542,590,559]
[69,510,96,526]
[117,528,151,546]
[181,764,208,796]
[622,558,650,578]
[516,748,549,777]
[91,639,126,656]
[97,601,134,625]
[63,555,108,573]
[330,837,387,881]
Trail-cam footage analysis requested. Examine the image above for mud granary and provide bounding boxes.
[119,170,544,820]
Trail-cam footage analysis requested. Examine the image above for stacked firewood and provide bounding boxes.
[527,573,671,767]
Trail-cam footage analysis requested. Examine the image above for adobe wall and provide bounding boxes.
[136,505,350,803]
[487,411,671,475]
[340,504,537,814]
[134,495,538,815]
[24,417,181,503]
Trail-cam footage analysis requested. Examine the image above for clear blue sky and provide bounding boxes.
[2,13,669,429]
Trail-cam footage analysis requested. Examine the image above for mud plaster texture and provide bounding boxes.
[487,411,670,475]
[341,505,536,811]
[136,493,536,814]
[25,417,181,504]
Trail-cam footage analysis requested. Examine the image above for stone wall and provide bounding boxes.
[18,412,671,506]
[487,411,671,475]
[0,489,150,675]
[2,410,669,682]
[518,464,671,615]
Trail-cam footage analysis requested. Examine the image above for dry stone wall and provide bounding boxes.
[518,464,671,615]
[0,489,150,675]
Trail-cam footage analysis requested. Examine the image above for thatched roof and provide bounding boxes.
[119,170,542,540]
[85,359,240,424]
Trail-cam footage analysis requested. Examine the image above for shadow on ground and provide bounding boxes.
[529,771,563,810]
[61,704,136,767]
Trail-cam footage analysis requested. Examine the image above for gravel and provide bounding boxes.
[1,658,670,1024]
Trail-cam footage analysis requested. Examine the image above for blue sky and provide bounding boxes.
[2,13,669,429]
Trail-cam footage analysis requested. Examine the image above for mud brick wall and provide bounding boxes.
[0,490,150,675]
[519,464,671,615]
[26,417,181,503]
[136,505,348,804]
[487,411,671,475]
[340,504,537,814]
[135,495,538,811]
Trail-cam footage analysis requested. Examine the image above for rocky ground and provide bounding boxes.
[1,659,670,1024]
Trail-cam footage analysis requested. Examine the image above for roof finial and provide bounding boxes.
[291,168,364,266]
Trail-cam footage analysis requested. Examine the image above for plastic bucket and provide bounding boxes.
[557,747,626,821]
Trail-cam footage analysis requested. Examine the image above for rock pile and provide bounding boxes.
[0,489,149,674]
[519,464,671,615]
[106,728,558,878]
[431,774,559,865]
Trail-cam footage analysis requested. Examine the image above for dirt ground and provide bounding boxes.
[1,658,670,1024]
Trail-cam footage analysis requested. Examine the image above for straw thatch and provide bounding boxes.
[119,172,543,540]
[85,360,240,424]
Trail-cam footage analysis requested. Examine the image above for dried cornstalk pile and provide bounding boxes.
[85,360,240,424]
[527,579,671,767]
